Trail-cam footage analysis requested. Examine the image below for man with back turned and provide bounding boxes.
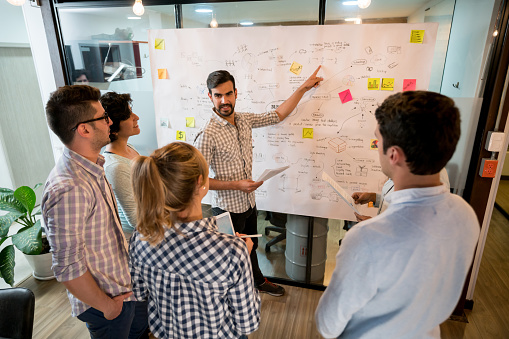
[315,91,480,338]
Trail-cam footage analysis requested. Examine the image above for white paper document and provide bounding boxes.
[256,165,290,182]
[321,171,360,214]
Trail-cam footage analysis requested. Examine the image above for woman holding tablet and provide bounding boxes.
[129,142,260,339]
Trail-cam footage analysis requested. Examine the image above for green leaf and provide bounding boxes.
[0,188,14,197]
[12,219,42,255]
[0,245,15,286]
[14,186,36,216]
[33,183,43,191]
[0,193,26,214]
[0,211,24,237]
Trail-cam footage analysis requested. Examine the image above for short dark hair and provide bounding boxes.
[99,92,133,142]
[73,69,90,82]
[206,70,236,94]
[375,91,460,175]
[45,85,101,145]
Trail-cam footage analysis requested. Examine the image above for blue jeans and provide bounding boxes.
[77,301,148,339]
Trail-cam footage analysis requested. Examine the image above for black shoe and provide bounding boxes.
[257,278,285,296]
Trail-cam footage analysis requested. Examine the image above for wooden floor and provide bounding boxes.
[495,179,509,214]
[20,208,509,339]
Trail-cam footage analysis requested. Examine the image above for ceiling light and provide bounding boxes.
[357,0,371,9]
[128,17,142,20]
[240,21,254,26]
[196,8,213,13]
[210,17,218,28]
[133,0,144,16]
[342,1,358,5]
[6,0,26,5]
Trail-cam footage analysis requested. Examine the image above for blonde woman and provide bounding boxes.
[129,142,260,339]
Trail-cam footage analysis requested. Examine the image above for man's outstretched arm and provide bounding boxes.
[276,65,323,121]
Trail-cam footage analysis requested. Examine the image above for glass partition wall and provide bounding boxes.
[55,0,497,289]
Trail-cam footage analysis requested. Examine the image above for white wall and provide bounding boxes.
[0,1,29,47]
[441,0,498,98]
[0,2,26,190]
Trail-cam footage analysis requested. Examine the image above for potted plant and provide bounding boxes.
[0,184,52,286]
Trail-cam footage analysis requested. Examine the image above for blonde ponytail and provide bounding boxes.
[131,142,208,246]
[131,155,172,245]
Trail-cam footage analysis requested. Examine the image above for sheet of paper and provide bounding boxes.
[256,165,290,182]
[321,171,360,214]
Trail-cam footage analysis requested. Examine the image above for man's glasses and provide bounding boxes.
[71,112,109,132]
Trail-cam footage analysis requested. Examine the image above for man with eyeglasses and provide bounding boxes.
[42,85,148,338]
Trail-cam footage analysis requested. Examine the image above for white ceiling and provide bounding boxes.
[59,0,454,27]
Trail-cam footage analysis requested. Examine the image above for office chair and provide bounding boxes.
[264,212,287,253]
[0,287,35,339]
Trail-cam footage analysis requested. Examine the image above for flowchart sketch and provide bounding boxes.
[148,23,438,221]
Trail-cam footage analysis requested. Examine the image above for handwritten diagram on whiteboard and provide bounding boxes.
[148,23,438,221]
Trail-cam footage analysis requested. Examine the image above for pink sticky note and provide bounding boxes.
[339,89,353,104]
[403,79,416,91]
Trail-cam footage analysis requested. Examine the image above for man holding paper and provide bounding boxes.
[315,91,479,338]
[194,67,323,296]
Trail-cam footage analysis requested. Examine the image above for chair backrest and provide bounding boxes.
[0,288,35,339]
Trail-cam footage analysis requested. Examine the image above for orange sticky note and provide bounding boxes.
[410,30,425,44]
[368,201,374,208]
[155,38,165,50]
[303,128,313,139]
[368,78,380,90]
[381,78,394,91]
[176,130,186,141]
[158,69,168,79]
[290,61,303,75]
[403,79,416,91]
[339,89,353,104]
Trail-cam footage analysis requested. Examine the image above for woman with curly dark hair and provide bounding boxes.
[100,91,141,237]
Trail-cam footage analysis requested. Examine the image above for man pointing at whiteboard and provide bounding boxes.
[195,67,322,296]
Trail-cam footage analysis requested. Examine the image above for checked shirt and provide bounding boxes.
[194,110,280,213]
[129,217,261,339]
[42,147,133,317]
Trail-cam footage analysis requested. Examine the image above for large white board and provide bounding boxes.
[148,23,438,221]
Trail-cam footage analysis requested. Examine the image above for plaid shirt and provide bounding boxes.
[42,148,133,317]
[129,217,261,339]
[194,110,279,213]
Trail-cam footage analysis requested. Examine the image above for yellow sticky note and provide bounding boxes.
[370,139,379,150]
[155,38,165,50]
[368,201,374,208]
[176,130,186,141]
[368,78,380,90]
[290,61,303,75]
[410,30,425,44]
[303,128,313,139]
[158,69,168,79]
[381,78,394,91]
[186,117,195,128]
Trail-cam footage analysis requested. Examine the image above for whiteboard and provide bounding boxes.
[148,23,438,221]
